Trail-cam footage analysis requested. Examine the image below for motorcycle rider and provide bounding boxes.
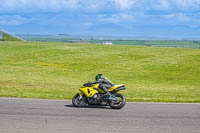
[88,74,114,98]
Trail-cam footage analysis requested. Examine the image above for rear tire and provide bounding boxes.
[72,93,87,107]
[109,93,126,109]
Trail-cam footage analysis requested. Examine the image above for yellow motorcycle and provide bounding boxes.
[72,82,126,109]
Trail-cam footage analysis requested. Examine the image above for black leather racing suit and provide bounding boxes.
[89,77,114,94]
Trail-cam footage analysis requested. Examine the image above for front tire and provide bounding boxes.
[72,93,87,107]
[109,93,126,109]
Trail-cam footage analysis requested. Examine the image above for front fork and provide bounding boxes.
[78,92,84,100]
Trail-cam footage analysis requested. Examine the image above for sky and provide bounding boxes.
[0,0,200,38]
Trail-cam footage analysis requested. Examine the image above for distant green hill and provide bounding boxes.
[0,30,25,41]
[19,34,200,49]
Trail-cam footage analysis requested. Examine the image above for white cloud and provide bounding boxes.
[111,0,138,10]
[1,0,200,25]
[0,15,33,25]
[0,0,140,12]
[149,0,200,11]
[1,0,200,13]
[120,13,134,20]
[97,13,134,23]
[0,0,79,12]
[172,0,200,9]
[154,0,170,10]
[162,13,190,22]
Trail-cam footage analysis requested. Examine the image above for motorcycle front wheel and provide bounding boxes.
[72,93,87,107]
[109,93,126,109]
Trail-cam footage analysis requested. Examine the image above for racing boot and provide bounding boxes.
[104,91,111,97]
[104,92,116,101]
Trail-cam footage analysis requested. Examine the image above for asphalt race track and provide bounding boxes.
[0,98,200,133]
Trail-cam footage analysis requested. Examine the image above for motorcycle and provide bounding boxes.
[72,82,126,109]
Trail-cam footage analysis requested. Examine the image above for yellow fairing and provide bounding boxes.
[97,84,125,93]
[108,84,125,92]
[79,86,98,98]
[79,84,125,97]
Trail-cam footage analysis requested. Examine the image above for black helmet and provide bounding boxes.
[95,74,103,81]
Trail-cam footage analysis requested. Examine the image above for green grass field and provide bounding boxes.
[0,41,200,102]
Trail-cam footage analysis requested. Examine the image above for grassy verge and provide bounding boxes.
[2,32,23,41]
[0,41,200,102]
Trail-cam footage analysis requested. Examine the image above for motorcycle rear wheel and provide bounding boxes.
[72,93,87,107]
[109,93,126,109]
